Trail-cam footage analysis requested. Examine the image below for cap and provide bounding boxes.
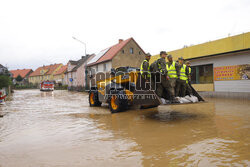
[186,61,191,64]
[160,51,167,55]
[146,53,152,57]
[167,54,172,58]
[178,57,184,60]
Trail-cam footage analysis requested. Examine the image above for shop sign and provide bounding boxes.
[214,64,250,81]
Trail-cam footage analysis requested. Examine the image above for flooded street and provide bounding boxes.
[0,90,250,167]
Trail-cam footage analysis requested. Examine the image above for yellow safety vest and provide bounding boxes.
[188,67,191,74]
[140,60,150,78]
[180,64,188,81]
[157,59,163,73]
[166,61,177,78]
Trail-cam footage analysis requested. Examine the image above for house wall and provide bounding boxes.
[66,71,77,87]
[112,40,146,68]
[53,74,65,84]
[29,76,42,84]
[190,50,250,92]
[76,64,85,87]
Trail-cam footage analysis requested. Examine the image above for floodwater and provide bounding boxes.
[0,90,250,167]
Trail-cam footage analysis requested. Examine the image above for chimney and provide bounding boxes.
[119,39,123,43]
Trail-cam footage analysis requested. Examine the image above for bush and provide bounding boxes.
[0,75,12,89]
[15,84,38,89]
[55,85,68,90]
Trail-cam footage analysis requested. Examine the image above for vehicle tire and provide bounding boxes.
[109,90,128,113]
[89,91,102,107]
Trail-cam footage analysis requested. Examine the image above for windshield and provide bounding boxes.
[43,82,53,84]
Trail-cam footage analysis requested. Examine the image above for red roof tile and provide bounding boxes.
[53,65,67,75]
[88,37,146,66]
[30,64,62,77]
[10,69,33,78]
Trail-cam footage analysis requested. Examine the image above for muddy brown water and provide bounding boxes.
[0,90,249,167]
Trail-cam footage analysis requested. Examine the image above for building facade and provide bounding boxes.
[87,38,146,86]
[53,65,67,85]
[150,32,250,94]
[29,64,63,84]
[10,69,33,85]
[65,55,94,91]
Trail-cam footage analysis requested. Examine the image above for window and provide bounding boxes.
[103,63,106,72]
[139,51,141,55]
[130,48,134,54]
[191,64,213,84]
[122,49,125,54]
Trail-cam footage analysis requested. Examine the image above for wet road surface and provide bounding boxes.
[0,90,250,167]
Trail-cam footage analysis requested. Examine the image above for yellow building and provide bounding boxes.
[53,65,67,85]
[150,32,250,93]
[29,64,63,84]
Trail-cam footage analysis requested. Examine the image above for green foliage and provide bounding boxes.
[55,85,68,90]
[16,75,23,82]
[0,75,12,89]
[15,83,38,89]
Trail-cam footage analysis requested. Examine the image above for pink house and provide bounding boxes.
[64,55,94,91]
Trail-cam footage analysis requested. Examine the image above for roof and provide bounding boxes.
[10,69,33,78]
[88,38,145,66]
[69,60,79,65]
[53,65,67,75]
[30,64,62,77]
[87,48,110,65]
[150,32,250,63]
[0,64,6,68]
[72,55,94,72]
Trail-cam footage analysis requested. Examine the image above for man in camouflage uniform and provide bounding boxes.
[140,53,152,90]
[186,61,193,95]
[176,57,190,97]
[166,54,180,101]
[140,53,151,81]
[150,51,169,98]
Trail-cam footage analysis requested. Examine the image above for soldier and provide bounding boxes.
[139,53,151,90]
[176,57,190,97]
[186,61,192,95]
[140,53,151,81]
[150,51,168,97]
[166,54,180,101]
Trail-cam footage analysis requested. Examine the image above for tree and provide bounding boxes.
[16,75,23,82]
[0,75,11,89]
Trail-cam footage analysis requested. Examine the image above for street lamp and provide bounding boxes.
[72,36,87,56]
[72,36,88,91]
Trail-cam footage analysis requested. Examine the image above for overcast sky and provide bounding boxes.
[0,0,250,70]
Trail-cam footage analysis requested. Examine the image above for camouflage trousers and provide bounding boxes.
[176,79,187,97]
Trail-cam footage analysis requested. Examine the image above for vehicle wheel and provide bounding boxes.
[89,91,102,107]
[109,90,128,113]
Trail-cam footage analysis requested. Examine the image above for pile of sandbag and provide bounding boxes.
[160,95,198,104]
[176,95,198,103]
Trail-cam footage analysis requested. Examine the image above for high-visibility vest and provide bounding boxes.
[166,61,177,78]
[157,59,163,73]
[140,60,150,78]
[180,64,188,81]
[188,67,191,74]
